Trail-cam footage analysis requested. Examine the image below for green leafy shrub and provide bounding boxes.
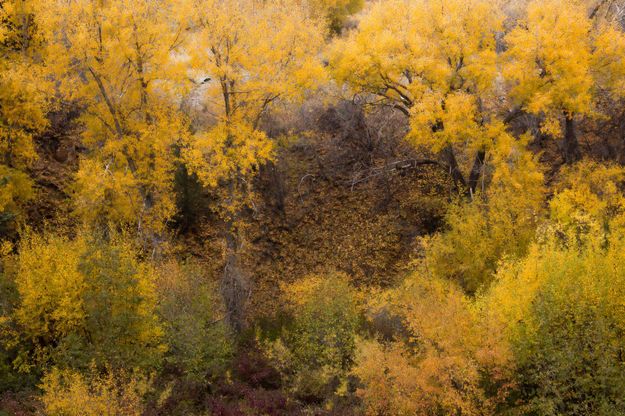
[265,272,360,402]
[10,231,164,372]
[156,260,233,382]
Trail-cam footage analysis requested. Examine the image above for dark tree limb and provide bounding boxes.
[468,149,486,196]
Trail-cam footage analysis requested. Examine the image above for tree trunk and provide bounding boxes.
[222,224,249,333]
[564,115,581,164]
[221,174,250,333]
[440,145,466,191]
[264,160,286,219]
[467,149,486,197]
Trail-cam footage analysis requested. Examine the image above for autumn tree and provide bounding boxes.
[330,0,505,195]
[41,0,187,241]
[354,273,513,415]
[10,231,164,373]
[477,162,625,413]
[0,0,49,228]
[178,0,325,330]
[549,161,625,240]
[424,132,545,293]
[41,367,153,416]
[504,0,625,163]
[485,233,625,414]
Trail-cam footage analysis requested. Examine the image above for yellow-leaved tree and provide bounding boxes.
[0,0,50,227]
[10,231,164,373]
[504,0,625,163]
[177,0,325,330]
[330,0,505,195]
[424,131,545,293]
[548,160,625,243]
[354,273,513,415]
[479,162,625,413]
[41,0,188,241]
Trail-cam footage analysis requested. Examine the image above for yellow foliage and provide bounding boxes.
[0,0,46,54]
[549,160,625,242]
[179,0,326,214]
[353,340,422,416]
[15,234,85,350]
[0,166,34,217]
[424,132,545,292]
[0,63,45,170]
[3,0,625,412]
[0,1,50,221]
[475,169,625,412]
[355,273,513,415]
[330,0,503,154]
[184,122,273,190]
[12,231,164,372]
[482,229,625,413]
[592,25,625,95]
[504,0,625,137]
[182,120,274,219]
[42,0,188,233]
[356,160,625,414]
[40,367,152,416]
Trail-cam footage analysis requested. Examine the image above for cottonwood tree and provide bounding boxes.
[0,0,49,225]
[42,0,187,241]
[330,0,505,195]
[504,0,625,164]
[424,132,545,293]
[178,0,325,330]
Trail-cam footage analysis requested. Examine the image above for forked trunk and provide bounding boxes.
[467,149,486,197]
[440,145,466,192]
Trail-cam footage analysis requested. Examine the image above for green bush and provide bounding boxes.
[489,234,625,415]
[156,260,233,382]
[11,231,164,373]
[265,273,360,401]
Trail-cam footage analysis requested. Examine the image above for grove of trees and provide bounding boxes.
[2,0,625,414]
